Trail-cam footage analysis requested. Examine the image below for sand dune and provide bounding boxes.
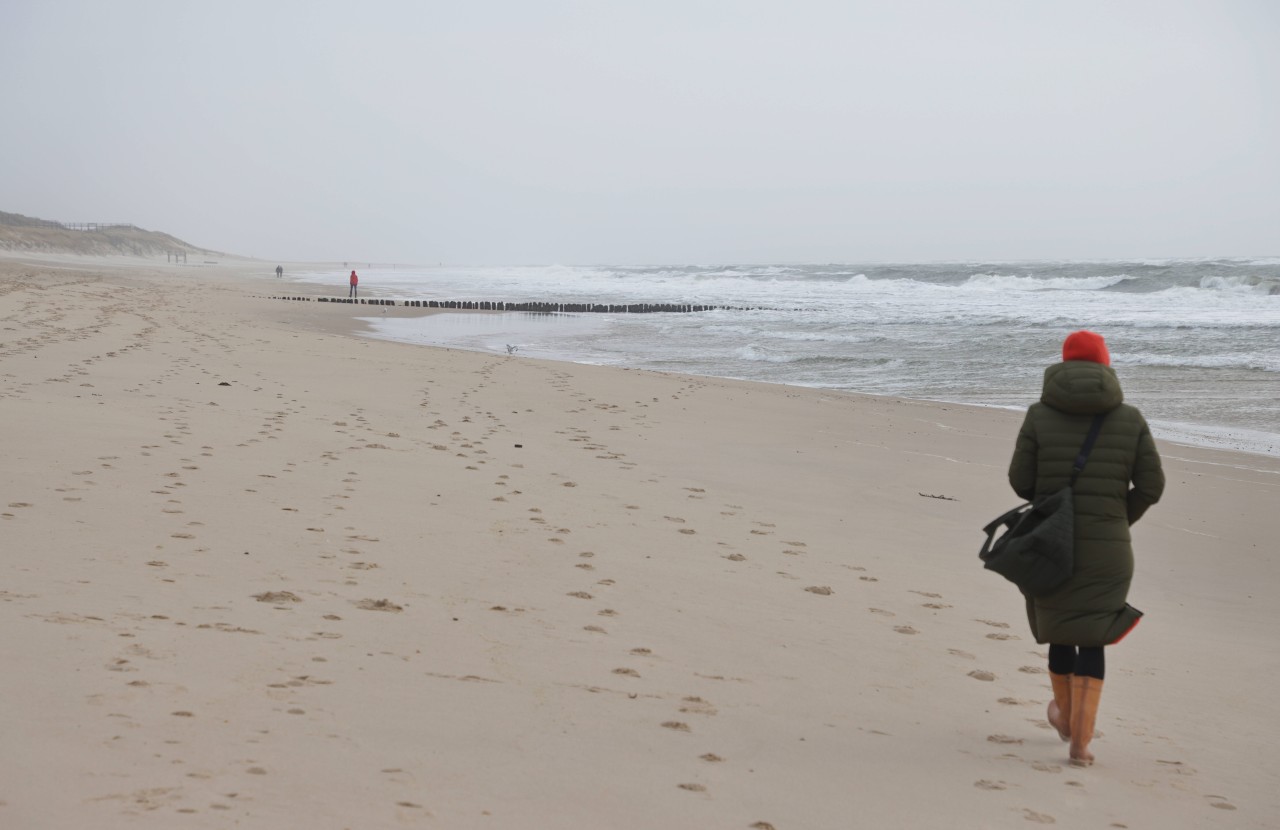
[1,255,1276,828]
[0,211,210,257]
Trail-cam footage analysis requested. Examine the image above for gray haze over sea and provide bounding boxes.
[290,259,1280,457]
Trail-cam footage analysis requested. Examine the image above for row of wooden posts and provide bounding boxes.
[267,296,760,313]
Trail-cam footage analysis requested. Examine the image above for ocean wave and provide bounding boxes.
[732,345,895,367]
[702,324,885,346]
[1119,353,1280,373]
[734,345,807,364]
[1198,275,1280,295]
[962,273,1137,291]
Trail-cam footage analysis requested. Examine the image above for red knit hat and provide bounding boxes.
[1062,330,1110,365]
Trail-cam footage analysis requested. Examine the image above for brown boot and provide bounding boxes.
[1069,675,1103,766]
[1047,672,1072,742]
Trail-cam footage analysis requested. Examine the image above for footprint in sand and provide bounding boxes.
[974,779,1007,790]
[987,734,1023,745]
[661,721,691,732]
[976,619,1010,628]
[804,586,833,596]
[894,625,918,635]
[254,591,301,603]
[968,670,996,682]
[679,697,717,716]
[1022,809,1056,824]
[999,697,1034,706]
[354,598,402,612]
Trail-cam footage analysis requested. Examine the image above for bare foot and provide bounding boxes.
[1069,743,1094,766]
[1048,700,1071,742]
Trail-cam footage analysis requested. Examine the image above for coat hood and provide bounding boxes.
[1040,360,1124,415]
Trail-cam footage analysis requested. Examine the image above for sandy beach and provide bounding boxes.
[1,255,1277,828]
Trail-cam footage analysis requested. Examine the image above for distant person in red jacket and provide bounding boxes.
[349,270,359,298]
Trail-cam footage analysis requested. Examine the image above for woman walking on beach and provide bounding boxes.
[1008,330,1164,766]
[349,270,359,298]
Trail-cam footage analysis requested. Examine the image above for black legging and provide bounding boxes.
[1048,644,1105,680]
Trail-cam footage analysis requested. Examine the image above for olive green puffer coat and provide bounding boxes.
[1008,361,1165,647]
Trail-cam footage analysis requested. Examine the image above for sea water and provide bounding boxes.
[289,260,1280,457]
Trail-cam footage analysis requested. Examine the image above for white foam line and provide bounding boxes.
[900,450,965,464]
[1159,524,1221,539]
[1160,455,1280,482]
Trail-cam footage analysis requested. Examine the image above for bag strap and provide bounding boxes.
[979,503,1031,561]
[1068,413,1107,488]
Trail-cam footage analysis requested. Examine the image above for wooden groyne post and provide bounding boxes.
[267,297,764,312]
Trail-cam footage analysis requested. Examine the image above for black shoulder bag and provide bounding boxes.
[979,413,1106,597]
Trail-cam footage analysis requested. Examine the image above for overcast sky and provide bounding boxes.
[2,1,1277,264]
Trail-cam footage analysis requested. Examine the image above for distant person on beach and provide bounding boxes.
[1007,330,1164,767]
[349,270,359,298]
[276,265,283,278]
